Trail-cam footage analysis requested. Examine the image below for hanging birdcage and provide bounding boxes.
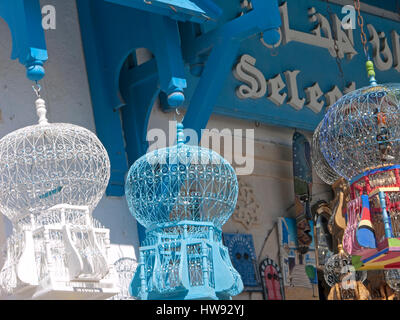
[384,269,400,292]
[0,97,118,299]
[125,122,243,300]
[319,83,400,182]
[109,258,138,300]
[312,120,341,185]
[319,60,400,270]
[323,245,367,287]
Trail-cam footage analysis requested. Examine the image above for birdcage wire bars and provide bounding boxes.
[312,120,341,185]
[324,247,367,287]
[0,97,117,299]
[0,122,110,222]
[319,84,400,182]
[385,269,400,292]
[126,123,243,300]
[125,143,239,231]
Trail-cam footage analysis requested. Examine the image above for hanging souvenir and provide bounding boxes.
[324,245,368,300]
[384,269,400,299]
[259,258,284,300]
[125,122,243,300]
[0,87,118,299]
[109,258,138,300]
[223,233,261,291]
[315,0,400,271]
[277,217,319,300]
[292,132,313,254]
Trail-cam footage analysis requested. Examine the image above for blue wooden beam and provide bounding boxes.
[149,14,187,107]
[120,60,160,242]
[104,0,221,23]
[76,0,193,196]
[0,0,48,81]
[183,39,241,136]
[179,0,281,137]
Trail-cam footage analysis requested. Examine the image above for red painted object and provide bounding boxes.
[264,265,283,300]
[259,258,284,300]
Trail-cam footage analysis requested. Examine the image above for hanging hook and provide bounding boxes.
[32,82,41,98]
[270,44,278,57]
[175,107,184,123]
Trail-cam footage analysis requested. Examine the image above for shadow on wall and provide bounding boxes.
[93,196,140,252]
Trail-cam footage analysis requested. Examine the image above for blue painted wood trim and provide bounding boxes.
[180,0,281,137]
[0,0,48,81]
[76,0,129,196]
[104,0,221,23]
[350,165,400,185]
[183,40,241,137]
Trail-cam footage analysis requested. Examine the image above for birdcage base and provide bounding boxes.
[131,221,243,300]
[31,283,118,300]
[2,279,119,300]
[352,237,400,270]
[145,285,219,300]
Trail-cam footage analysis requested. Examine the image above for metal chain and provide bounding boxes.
[325,0,345,88]
[354,0,369,58]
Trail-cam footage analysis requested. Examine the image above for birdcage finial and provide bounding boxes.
[366,60,377,86]
[35,97,48,125]
[176,122,185,146]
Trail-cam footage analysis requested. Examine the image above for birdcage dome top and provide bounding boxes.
[0,121,110,222]
[312,121,341,185]
[125,124,238,230]
[319,83,400,182]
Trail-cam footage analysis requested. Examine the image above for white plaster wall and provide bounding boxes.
[0,0,139,264]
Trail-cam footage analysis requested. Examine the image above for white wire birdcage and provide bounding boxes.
[0,97,117,299]
[0,122,110,222]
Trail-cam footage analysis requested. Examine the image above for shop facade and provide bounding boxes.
[0,0,399,300]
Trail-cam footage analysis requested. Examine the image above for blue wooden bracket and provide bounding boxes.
[119,58,160,242]
[77,0,281,196]
[76,0,219,196]
[104,0,222,23]
[177,0,282,138]
[0,0,47,81]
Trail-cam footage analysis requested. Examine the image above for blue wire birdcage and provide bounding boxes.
[125,123,243,300]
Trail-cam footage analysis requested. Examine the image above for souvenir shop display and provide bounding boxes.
[292,132,313,254]
[315,1,400,271]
